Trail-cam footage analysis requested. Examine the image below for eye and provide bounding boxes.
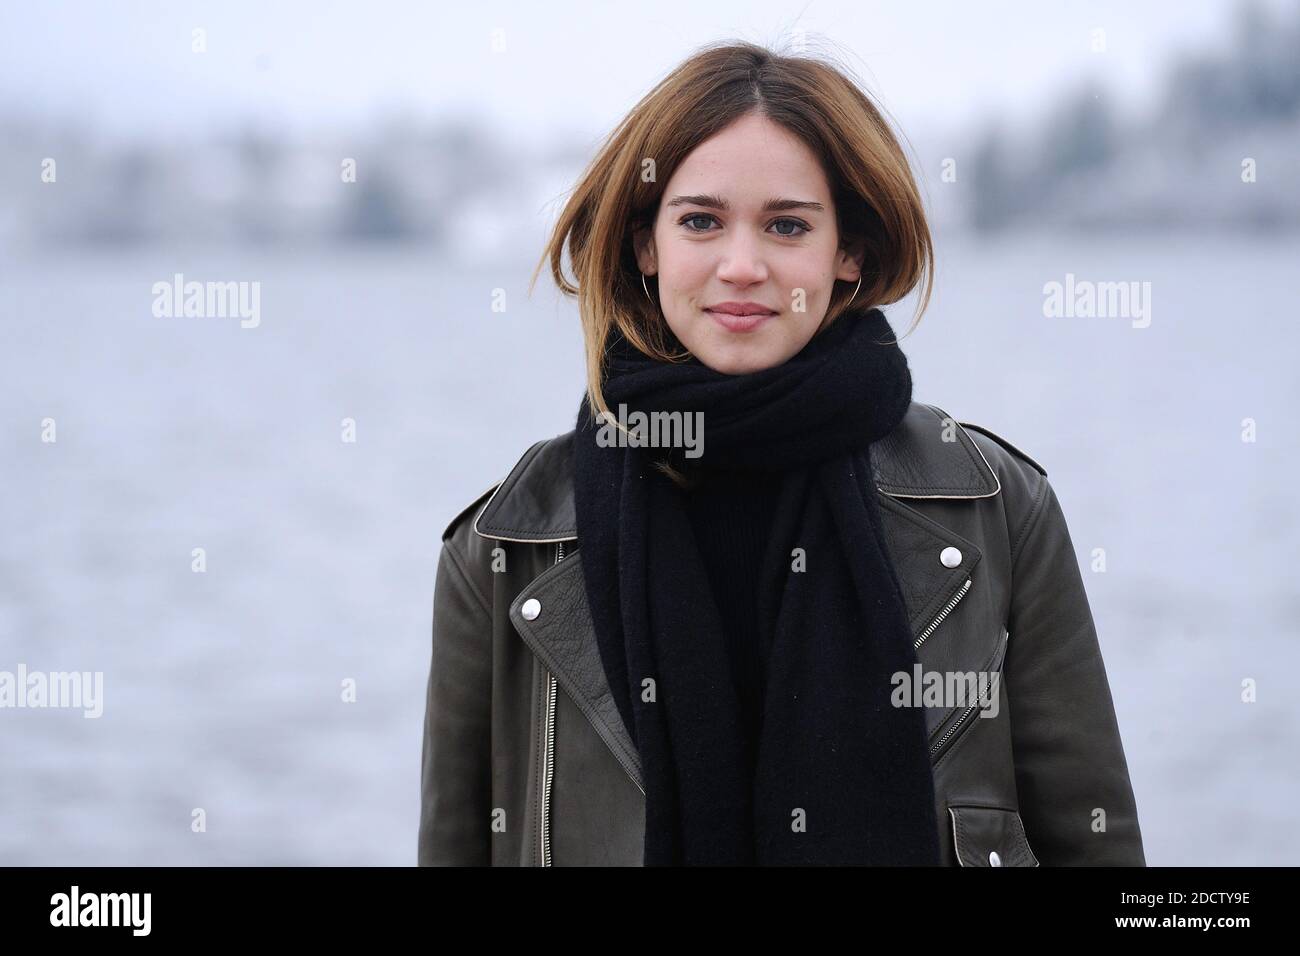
[770,218,810,238]
[678,213,716,232]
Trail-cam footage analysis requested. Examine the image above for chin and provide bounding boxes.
[693,342,785,376]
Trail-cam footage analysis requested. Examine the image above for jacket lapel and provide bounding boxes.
[506,550,645,790]
[481,402,1000,791]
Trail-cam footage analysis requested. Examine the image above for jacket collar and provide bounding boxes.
[479,400,998,794]
[473,401,1000,542]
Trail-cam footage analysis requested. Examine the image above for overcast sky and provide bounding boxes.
[0,0,1289,146]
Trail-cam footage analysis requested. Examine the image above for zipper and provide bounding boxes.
[914,577,972,650]
[928,626,1009,764]
[539,540,564,867]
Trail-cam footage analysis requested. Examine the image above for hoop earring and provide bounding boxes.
[641,271,654,302]
[847,274,863,305]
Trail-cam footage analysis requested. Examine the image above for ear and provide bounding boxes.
[632,224,658,276]
[834,235,867,283]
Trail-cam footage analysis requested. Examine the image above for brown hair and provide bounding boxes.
[532,37,934,429]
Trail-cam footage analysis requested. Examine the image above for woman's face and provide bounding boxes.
[634,111,863,375]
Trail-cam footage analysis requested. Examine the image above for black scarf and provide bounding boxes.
[572,304,941,866]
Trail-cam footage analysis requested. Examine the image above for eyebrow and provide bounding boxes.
[664,194,825,213]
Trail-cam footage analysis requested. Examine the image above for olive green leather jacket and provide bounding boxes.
[418,401,1146,866]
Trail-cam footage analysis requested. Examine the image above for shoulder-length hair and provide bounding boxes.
[533,39,934,424]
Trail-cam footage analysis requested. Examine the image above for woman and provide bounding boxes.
[419,41,1145,866]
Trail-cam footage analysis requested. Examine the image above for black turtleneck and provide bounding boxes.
[680,465,782,771]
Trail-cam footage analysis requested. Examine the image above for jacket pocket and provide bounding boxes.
[947,805,1040,867]
[928,625,1009,765]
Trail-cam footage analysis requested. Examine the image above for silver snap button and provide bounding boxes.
[521,598,541,621]
[940,546,962,568]
[988,850,1002,867]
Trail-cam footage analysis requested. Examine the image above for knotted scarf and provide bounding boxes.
[571,304,941,865]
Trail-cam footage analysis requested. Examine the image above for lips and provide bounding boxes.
[705,302,779,316]
[704,306,777,333]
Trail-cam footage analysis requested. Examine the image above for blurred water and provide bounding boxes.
[1,233,1297,864]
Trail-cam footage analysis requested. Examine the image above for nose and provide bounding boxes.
[714,232,769,286]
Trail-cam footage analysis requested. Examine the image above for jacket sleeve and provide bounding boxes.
[1004,474,1146,865]
[418,538,494,865]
